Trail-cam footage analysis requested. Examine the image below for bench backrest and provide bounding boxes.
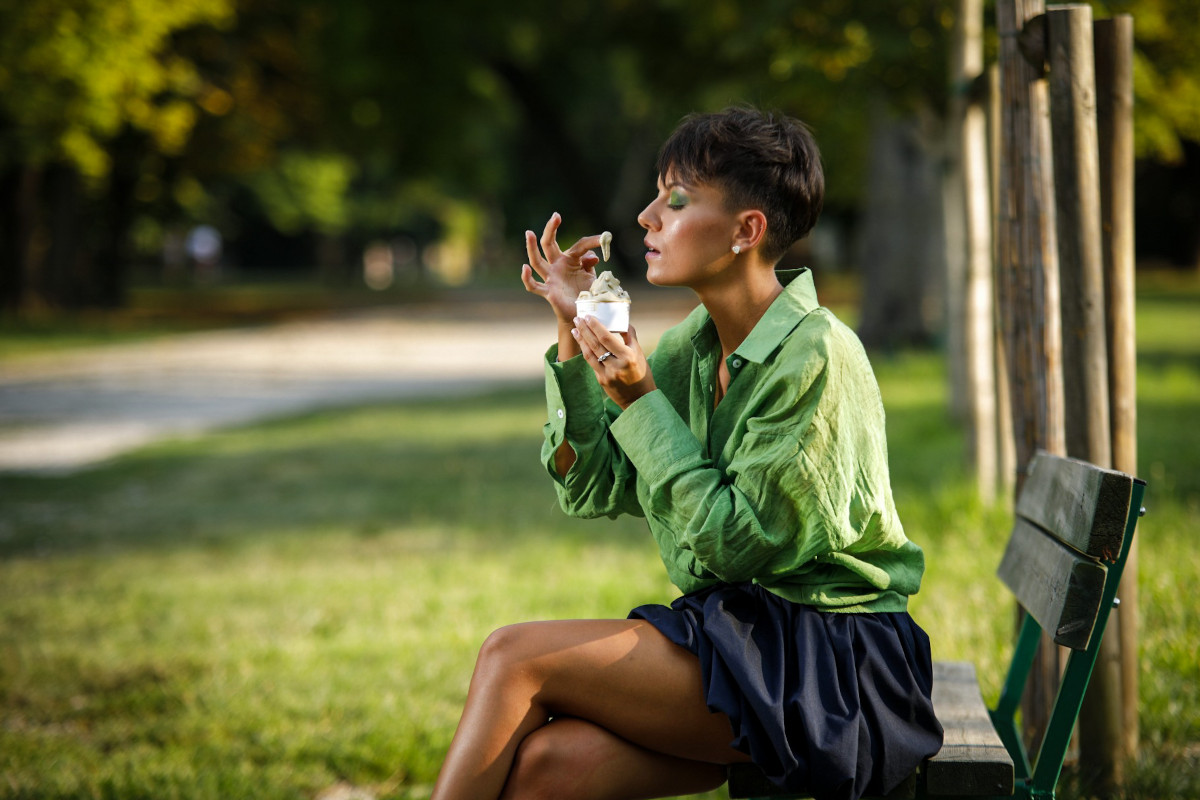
[996,452,1135,650]
[989,451,1145,796]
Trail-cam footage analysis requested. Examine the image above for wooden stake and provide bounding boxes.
[989,65,1018,499]
[1046,4,1123,789]
[1049,4,1111,469]
[950,0,999,504]
[1095,11,1139,767]
[995,0,1066,754]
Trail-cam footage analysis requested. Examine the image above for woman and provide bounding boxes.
[431,107,942,800]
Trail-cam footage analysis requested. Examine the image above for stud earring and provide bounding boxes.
[732,245,741,255]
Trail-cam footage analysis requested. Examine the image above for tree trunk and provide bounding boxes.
[489,59,631,271]
[605,123,661,273]
[89,128,146,308]
[42,163,87,308]
[945,30,969,421]
[857,106,945,350]
[0,165,40,313]
[1183,142,1200,272]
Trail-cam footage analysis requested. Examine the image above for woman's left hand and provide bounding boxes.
[572,316,656,410]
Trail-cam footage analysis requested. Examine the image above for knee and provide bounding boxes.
[504,722,595,800]
[471,623,551,699]
[475,623,534,678]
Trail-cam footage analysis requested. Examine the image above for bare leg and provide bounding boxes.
[431,619,748,800]
[499,717,727,800]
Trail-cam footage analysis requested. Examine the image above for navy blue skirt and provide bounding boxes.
[629,583,943,800]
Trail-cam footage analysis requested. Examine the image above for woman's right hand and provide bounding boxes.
[520,212,607,325]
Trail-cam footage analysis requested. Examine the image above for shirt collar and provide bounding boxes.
[733,268,820,364]
[688,268,820,363]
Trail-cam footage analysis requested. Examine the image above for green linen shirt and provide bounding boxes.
[541,268,924,613]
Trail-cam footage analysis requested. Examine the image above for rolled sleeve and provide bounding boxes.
[540,345,639,518]
[609,390,704,485]
[543,346,608,453]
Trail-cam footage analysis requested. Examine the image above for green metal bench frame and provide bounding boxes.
[728,452,1147,800]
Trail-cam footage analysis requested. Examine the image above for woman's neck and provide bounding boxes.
[696,264,784,358]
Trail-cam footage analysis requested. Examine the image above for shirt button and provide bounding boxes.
[557,408,565,419]
[731,358,743,369]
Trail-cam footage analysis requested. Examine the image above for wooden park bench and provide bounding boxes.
[728,451,1147,800]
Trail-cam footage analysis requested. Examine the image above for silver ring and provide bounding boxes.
[597,351,615,363]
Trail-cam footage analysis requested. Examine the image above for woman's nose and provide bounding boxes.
[637,201,657,231]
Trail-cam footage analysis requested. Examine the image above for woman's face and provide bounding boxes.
[637,172,741,289]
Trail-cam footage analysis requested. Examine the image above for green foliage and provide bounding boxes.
[253,0,958,239]
[1097,0,1200,162]
[7,0,1200,313]
[246,150,356,235]
[0,0,235,177]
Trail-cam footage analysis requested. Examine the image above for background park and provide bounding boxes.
[1,1,1198,799]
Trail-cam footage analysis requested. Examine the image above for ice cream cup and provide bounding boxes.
[576,298,630,332]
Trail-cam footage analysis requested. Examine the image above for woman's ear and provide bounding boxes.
[733,209,768,253]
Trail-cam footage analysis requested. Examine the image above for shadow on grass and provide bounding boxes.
[1,380,976,563]
[0,375,992,562]
[0,388,648,561]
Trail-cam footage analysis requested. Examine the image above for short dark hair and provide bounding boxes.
[656,106,824,264]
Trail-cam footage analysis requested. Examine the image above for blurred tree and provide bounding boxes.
[3,0,1195,311]
[1097,0,1200,162]
[0,0,235,309]
[1098,0,1200,269]
[160,0,339,274]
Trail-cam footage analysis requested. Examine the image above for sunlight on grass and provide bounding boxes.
[2,275,1198,799]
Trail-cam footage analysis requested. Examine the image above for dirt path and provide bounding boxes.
[0,292,696,473]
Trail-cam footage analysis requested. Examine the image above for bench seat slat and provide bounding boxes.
[997,517,1108,650]
[1016,452,1133,561]
[725,763,917,799]
[924,661,1014,797]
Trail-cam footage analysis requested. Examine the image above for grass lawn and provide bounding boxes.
[1,274,1197,799]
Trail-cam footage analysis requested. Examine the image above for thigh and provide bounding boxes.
[501,717,727,800]
[486,618,750,765]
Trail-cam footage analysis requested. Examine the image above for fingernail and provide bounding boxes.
[570,328,580,339]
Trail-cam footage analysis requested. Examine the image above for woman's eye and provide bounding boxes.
[667,189,689,209]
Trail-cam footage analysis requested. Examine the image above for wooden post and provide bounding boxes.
[995,0,1067,754]
[1049,4,1111,468]
[1095,11,1139,767]
[989,65,1017,498]
[1047,4,1121,789]
[946,4,970,429]
[950,0,999,504]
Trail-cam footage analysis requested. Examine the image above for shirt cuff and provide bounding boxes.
[609,389,705,484]
[544,344,609,443]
